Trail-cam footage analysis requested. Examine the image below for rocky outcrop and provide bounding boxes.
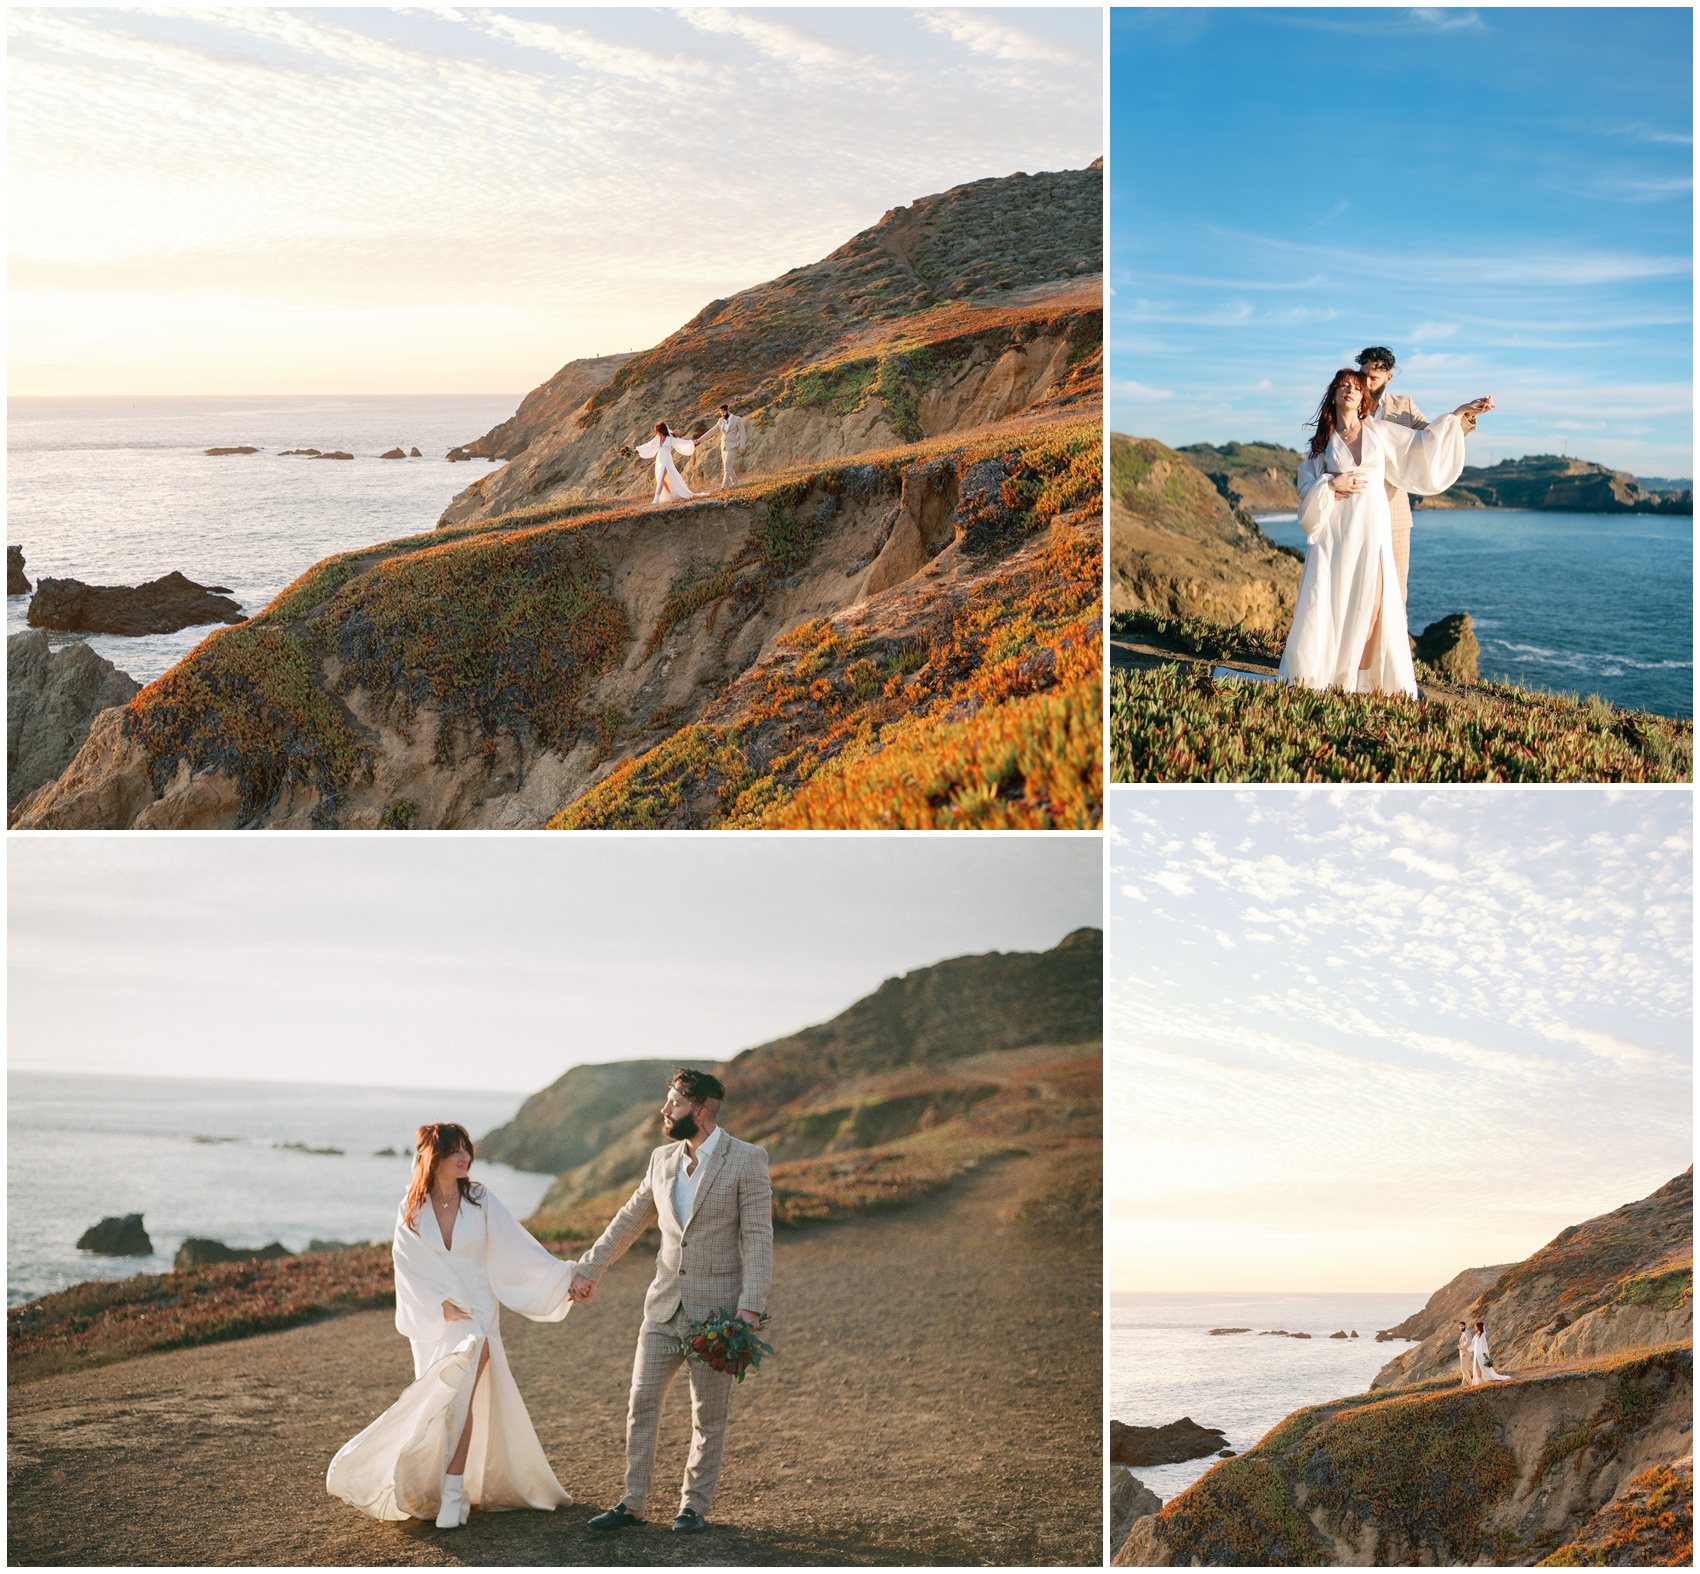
[313,451,354,461]
[27,571,243,636]
[1112,1467,1163,1556]
[1110,435,1301,631]
[1375,1262,1513,1343]
[445,353,635,463]
[1413,612,1481,683]
[1420,454,1694,514]
[10,546,33,595]
[204,446,259,456]
[1111,1417,1231,1467]
[477,1058,716,1174]
[380,448,406,460]
[537,930,1103,1210]
[173,1239,293,1269]
[409,447,421,458]
[1178,441,1301,514]
[77,1215,152,1255]
[1116,1345,1692,1567]
[1373,1169,1692,1392]
[437,163,1101,528]
[8,630,141,813]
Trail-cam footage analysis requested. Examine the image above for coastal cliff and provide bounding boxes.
[1116,1170,1694,1567]
[14,164,1102,831]
[438,164,1102,526]
[1109,435,1300,630]
[1421,455,1693,515]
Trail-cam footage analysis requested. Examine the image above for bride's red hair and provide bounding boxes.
[403,1122,481,1232]
[1306,368,1372,457]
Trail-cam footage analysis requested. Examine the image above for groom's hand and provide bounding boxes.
[569,1274,596,1302]
[736,1309,761,1327]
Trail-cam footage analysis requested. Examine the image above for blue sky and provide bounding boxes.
[8,7,1100,394]
[1107,789,1692,1291]
[1111,8,1693,477]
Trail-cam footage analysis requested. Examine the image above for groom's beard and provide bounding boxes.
[664,1112,698,1141]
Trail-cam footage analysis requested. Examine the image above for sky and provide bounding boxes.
[1110,7,1694,478]
[8,6,1102,397]
[1108,789,1693,1294]
[8,835,1102,1093]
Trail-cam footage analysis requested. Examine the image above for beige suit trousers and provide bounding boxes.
[622,1309,737,1516]
[1458,1350,1476,1387]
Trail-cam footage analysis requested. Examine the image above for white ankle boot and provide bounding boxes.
[436,1475,465,1529]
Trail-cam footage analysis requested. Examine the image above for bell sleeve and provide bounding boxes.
[636,436,661,459]
[1375,413,1466,497]
[481,1190,578,1324]
[1295,451,1338,542]
[671,435,697,457]
[391,1206,463,1343]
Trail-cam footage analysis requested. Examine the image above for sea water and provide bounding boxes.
[1109,1291,1425,1501]
[1258,508,1693,718]
[7,1070,555,1307]
[7,395,521,684]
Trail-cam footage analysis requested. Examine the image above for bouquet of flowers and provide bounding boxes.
[683,1309,773,1382]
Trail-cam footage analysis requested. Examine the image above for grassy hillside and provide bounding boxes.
[1177,440,1302,514]
[1109,611,1692,784]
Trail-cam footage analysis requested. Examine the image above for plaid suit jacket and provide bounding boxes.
[577,1131,773,1326]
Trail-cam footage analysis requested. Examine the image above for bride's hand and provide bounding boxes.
[1454,396,1494,417]
[442,1299,470,1323]
[1330,469,1369,498]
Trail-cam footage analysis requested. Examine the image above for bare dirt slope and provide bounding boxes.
[7,1153,1099,1567]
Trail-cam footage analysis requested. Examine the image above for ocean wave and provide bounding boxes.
[1483,640,1692,674]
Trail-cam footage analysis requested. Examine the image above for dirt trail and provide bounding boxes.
[8,1154,1099,1566]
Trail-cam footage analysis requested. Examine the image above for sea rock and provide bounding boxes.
[409,447,421,457]
[1329,1330,1348,1339]
[1351,1330,1359,1338]
[281,449,321,456]
[1110,1466,1162,1556]
[1110,1416,1230,1467]
[1208,1327,1251,1335]
[174,1238,293,1269]
[313,451,355,461]
[1413,611,1480,684]
[381,448,406,460]
[28,572,243,637]
[8,630,142,812]
[1259,1329,1312,1338]
[10,546,32,595]
[77,1214,153,1255]
[204,446,259,456]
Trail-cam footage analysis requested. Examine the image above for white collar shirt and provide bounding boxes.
[673,1123,724,1226]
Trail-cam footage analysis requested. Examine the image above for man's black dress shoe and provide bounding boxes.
[673,1509,708,1534]
[588,1503,645,1531]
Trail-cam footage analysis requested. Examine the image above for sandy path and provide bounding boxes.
[8,1153,1100,1566]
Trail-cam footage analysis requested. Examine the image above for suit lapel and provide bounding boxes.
[681,1135,733,1238]
[658,1142,687,1236]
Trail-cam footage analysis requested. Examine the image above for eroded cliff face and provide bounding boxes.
[1109,434,1300,630]
[1373,1169,1693,1391]
[436,161,1102,529]
[1117,1346,1692,1567]
[17,420,1100,831]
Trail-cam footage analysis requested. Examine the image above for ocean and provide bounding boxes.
[1109,1291,1425,1501]
[7,395,521,685]
[7,1070,555,1307]
[1258,508,1693,718]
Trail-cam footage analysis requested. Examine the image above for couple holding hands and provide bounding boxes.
[625,404,750,504]
[1279,345,1496,700]
[326,1069,773,1538]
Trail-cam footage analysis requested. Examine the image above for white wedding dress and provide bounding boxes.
[1472,1330,1515,1384]
[637,433,698,503]
[1278,413,1468,698]
[326,1187,579,1522]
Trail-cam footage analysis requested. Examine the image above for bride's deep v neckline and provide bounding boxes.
[433,1195,461,1251]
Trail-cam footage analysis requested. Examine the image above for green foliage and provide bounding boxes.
[1618,1267,1692,1312]
[1110,663,1693,783]
[1111,608,1285,663]
[781,358,879,414]
[1154,1456,1328,1567]
[124,624,372,826]
[379,797,418,829]
[875,348,937,442]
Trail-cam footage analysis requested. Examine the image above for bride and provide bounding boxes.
[326,1123,580,1529]
[1278,369,1493,698]
[1471,1320,1516,1384]
[626,421,699,504]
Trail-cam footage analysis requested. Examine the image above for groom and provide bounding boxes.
[1356,346,1478,608]
[569,1068,773,1535]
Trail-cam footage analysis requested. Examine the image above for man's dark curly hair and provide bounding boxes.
[671,1068,725,1106]
[1356,346,1396,371]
